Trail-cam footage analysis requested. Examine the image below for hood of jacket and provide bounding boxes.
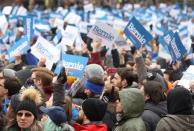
[119,88,145,119]
[161,115,194,130]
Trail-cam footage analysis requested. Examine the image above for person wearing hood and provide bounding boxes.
[156,87,194,131]
[140,81,167,131]
[114,88,146,131]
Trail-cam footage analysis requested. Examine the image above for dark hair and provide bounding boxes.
[4,78,21,97]
[143,81,166,104]
[117,68,138,86]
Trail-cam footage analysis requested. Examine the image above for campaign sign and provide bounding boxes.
[168,32,186,61]
[124,16,153,49]
[158,31,176,60]
[53,31,62,45]
[0,14,8,34]
[60,25,78,46]
[62,54,88,78]
[87,21,119,44]
[8,36,30,62]
[31,36,60,68]
[24,16,34,41]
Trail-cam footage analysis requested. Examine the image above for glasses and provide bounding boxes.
[17,112,33,117]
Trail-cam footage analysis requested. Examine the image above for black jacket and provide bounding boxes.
[142,101,167,131]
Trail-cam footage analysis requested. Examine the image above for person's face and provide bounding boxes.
[0,79,7,98]
[84,88,92,97]
[111,73,122,89]
[31,72,41,87]
[115,99,123,113]
[17,110,35,129]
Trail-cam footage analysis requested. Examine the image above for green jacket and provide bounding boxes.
[156,115,194,131]
[114,88,146,131]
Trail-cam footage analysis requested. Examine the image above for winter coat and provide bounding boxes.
[114,88,146,131]
[73,122,107,131]
[88,52,103,67]
[156,115,194,131]
[142,101,167,131]
[103,111,116,131]
[43,117,74,131]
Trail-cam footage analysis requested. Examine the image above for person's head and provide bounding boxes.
[0,69,17,102]
[31,67,54,88]
[167,87,193,115]
[111,68,138,90]
[115,88,144,121]
[4,77,21,97]
[16,100,37,129]
[140,81,166,104]
[78,98,107,124]
[45,95,72,123]
[40,106,67,126]
[15,87,42,129]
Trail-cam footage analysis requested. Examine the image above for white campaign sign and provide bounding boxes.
[31,36,60,69]
[60,25,78,46]
[0,15,8,34]
[87,21,119,45]
[64,12,81,25]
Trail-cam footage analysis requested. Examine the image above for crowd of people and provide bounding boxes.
[0,0,193,131]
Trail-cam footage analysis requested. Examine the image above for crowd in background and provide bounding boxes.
[0,0,193,131]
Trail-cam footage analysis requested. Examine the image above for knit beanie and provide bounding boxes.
[84,80,104,94]
[85,64,104,84]
[167,87,193,115]
[16,99,38,119]
[82,98,107,121]
[15,87,42,119]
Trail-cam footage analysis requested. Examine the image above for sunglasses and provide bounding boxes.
[17,112,33,117]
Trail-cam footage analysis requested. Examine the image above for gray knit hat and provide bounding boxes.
[85,64,104,84]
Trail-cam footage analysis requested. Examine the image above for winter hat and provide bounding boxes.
[40,106,67,125]
[167,87,193,115]
[16,87,42,118]
[15,69,32,86]
[16,99,38,119]
[85,64,104,84]
[82,98,107,121]
[2,68,16,78]
[146,72,167,89]
[84,80,104,94]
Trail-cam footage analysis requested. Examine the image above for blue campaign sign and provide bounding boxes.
[124,16,153,49]
[62,54,88,78]
[8,36,30,62]
[168,32,186,61]
[24,16,34,41]
[158,31,176,60]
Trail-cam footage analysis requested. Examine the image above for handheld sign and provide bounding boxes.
[61,54,88,78]
[124,16,153,49]
[31,36,60,68]
[8,36,30,62]
[24,16,34,41]
[87,21,118,45]
[0,14,8,34]
[158,31,176,60]
[168,32,186,61]
[60,25,78,46]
